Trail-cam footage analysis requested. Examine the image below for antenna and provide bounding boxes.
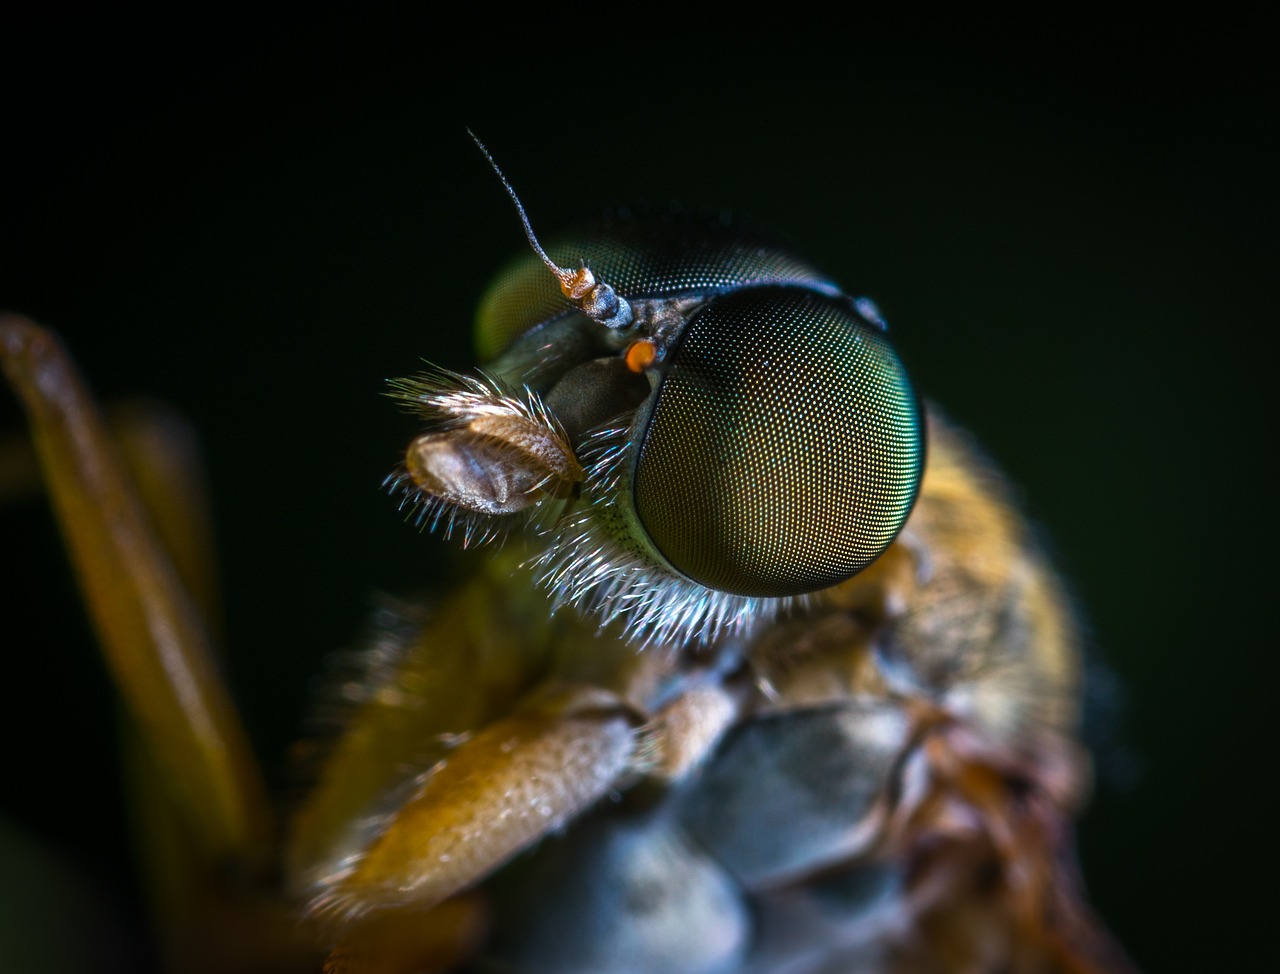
[468,130,633,331]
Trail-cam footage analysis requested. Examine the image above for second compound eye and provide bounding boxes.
[631,286,924,598]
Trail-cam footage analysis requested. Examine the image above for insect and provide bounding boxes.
[0,139,1135,973]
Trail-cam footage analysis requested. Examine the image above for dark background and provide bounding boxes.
[1,12,1272,973]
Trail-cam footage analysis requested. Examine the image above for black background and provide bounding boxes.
[1,11,1272,973]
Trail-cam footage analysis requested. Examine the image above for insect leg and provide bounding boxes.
[302,682,640,921]
[0,316,273,874]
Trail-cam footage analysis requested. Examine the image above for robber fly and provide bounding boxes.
[0,137,1135,973]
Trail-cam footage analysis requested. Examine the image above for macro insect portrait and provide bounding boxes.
[6,19,1274,974]
[0,119,1143,973]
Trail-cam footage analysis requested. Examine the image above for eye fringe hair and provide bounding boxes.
[533,423,806,648]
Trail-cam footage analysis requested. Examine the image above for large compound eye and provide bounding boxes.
[632,286,923,598]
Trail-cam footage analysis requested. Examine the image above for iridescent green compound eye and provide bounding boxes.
[405,144,926,641]
[632,286,923,598]
[466,206,923,627]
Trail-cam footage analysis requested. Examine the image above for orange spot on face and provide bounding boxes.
[625,340,657,373]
